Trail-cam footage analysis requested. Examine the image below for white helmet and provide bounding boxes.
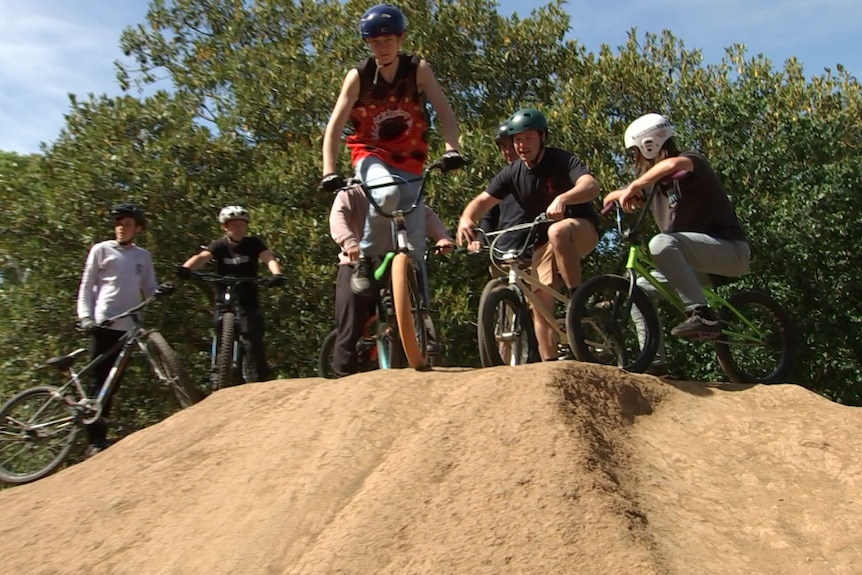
[624,113,675,160]
[218,205,250,224]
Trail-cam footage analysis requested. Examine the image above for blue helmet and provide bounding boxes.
[360,4,406,38]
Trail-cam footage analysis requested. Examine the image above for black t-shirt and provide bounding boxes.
[207,236,268,305]
[485,146,600,246]
[651,151,747,242]
[479,194,529,256]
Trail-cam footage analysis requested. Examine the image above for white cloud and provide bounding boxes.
[0,0,149,153]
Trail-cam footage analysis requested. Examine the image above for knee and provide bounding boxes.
[648,233,678,257]
[547,222,569,247]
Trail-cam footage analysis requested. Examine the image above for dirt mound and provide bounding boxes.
[1,363,860,574]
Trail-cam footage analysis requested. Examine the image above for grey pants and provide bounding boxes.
[633,232,751,363]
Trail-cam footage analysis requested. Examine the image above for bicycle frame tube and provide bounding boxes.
[624,246,685,312]
[500,264,568,343]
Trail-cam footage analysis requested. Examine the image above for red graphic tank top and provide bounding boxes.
[346,53,430,175]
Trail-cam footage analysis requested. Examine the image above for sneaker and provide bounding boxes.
[670,306,721,339]
[350,257,374,297]
[84,443,107,458]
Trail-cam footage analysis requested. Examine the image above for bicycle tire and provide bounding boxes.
[0,386,79,484]
[391,253,428,369]
[566,274,660,373]
[714,290,797,384]
[477,278,505,366]
[318,328,382,378]
[318,330,338,379]
[146,331,205,407]
[214,312,236,390]
[479,285,537,367]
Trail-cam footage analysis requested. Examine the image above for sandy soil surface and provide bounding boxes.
[1,362,860,575]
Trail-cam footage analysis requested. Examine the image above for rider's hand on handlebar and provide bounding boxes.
[268,274,288,288]
[439,150,468,173]
[78,317,96,334]
[456,216,476,246]
[319,173,347,193]
[604,186,644,213]
[467,239,485,253]
[434,238,455,255]
[176,265,192,280]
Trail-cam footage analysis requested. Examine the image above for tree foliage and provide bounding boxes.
[1,0,861,448]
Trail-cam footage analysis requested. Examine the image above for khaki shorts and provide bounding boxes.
[531,218,599,290]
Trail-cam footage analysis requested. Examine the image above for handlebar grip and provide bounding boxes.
[601,202,618,217]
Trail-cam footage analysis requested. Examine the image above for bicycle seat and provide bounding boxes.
[45,348,88,370]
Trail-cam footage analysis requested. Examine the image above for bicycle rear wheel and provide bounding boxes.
[147,331,205,407]
[214,312,236,390]
[391,253,428,369]
[318,329,381,378]
[479,285,537,366]
[0,386,79,484]
[714,290,797,384]
[566,274,659,373]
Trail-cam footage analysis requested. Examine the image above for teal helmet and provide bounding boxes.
[506,108,548,137]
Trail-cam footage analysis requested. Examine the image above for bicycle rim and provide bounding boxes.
[391,253,428,369]
[479,285,535,366]
[566,274,659,373]
[0,386,79,484]
[714,290,797,383]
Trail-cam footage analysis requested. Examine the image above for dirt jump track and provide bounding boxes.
[1,362,860,575]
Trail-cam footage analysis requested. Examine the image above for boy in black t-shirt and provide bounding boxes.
[178,206,286,382]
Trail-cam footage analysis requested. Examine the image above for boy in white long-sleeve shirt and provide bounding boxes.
[77,202,158,456]
[329,187,453,377]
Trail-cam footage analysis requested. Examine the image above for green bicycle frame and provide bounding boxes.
[623,245,771,346]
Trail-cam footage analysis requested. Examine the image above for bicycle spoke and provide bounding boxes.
[0,387,80,484]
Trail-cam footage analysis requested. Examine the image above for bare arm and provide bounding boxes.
[417,60,459,152]
[546,174,601,220]
[182,250,213,270]
[260,250,282,275]
[605,156,694,211]
[456,192,501,245]
[322,69,361,176]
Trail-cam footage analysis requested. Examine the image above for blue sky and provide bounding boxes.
[2,0,860,154]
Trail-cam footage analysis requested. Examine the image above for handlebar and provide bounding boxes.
[336,158,461,220]
[602,169,690,239]
[186,271,273,287]
[475,213,551,265]
[88,282,175,328]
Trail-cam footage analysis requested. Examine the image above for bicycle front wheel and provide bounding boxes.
[714,290,797,384]
[477,278,505,366]
[0,386,79,484]
[479,285,537,367]
[214,312,236,390]
[147,331,205,407]
[566,274,659,373]
[391,253,428,370]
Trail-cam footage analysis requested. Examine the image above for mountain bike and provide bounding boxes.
[184,271,277,390]
[337,160,459,370]
[0,283,202,485]
[566,174,796,383]
[475,215,592,367]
